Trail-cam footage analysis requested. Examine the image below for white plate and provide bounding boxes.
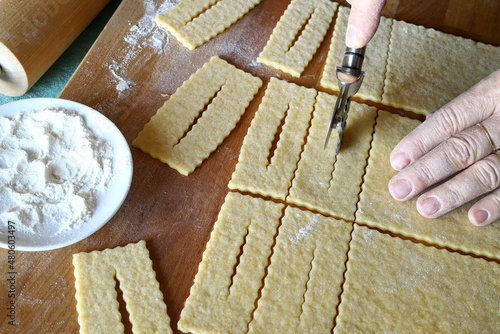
[0,98,133,251]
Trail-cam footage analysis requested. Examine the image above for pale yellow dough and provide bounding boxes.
[336,225,500,333]
[257,0,338,77]
[155,0,263,49]
[229,77,317,200]
[178,192,284,334]
[382,20,500,115]
[288,98,377,221]
[248,206,352,334]
[356,110,500,260]
[320,6,392,102]
[132,56,262,176]
[73,240,172,334]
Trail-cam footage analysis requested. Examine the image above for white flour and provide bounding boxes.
[0,109,114,235]
[108,0,179,95]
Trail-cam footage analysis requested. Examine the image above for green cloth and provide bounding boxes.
[0,0,121,106]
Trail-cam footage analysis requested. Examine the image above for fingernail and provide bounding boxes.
[472,209,489,225]
[419,197,441,216]
[391,151,411,170]
[389,178,413,200]
[346,24,360,48]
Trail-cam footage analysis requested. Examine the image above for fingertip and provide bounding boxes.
[390,151,411,171]
[469,208,491,226]
[388,177,413,201]
[346,24,365,49]
[417,196,441,218]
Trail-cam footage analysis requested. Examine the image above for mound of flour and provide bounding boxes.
[0,108,114,235]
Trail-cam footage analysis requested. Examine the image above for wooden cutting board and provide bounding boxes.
[1,0,499,332]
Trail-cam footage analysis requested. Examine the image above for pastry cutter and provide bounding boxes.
[324,46,366,154]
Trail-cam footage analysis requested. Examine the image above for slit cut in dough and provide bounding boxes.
[336,225,500,333]
[178,192,284,334]
[73,240,172,334]
[288,98,377,222]
[132,56,262,176]
[257,0,338,77]
[356,110,500,260]
[155,0,263,49]
[248,206,352,334]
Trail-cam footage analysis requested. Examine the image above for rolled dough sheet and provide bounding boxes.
[356,110,500,260]
[228,77,317,200]
[155,0,263,49]
[132,56,262,176]
[248,206,352,334]
[288,97,377,221]
[320,6,392,103]
[73,241,172,334]
[335,225,500,333]
[257,0,338,77]
[382,20,500,115]
[178,192,284,334]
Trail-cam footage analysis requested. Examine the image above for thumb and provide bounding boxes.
[346,0,386,48]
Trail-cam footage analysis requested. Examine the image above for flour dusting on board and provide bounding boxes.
[108,0,179,95]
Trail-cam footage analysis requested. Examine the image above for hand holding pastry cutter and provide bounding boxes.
[324,46,366,154]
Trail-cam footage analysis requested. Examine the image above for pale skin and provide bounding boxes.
[347,0,500,226]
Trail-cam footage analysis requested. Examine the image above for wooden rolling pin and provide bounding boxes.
[0,0,111,97]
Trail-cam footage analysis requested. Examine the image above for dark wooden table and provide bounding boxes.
[1,0,499,332]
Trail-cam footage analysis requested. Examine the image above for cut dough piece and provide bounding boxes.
[155,0,263,49]
[257,0,338,77]
[382,20,500,115]
[320,6,393,103]
[335,225,500,333]
[288,97,377,221]
[132,56,262,176]
[229,77,317,200]
[178,192,285,334]
[73,241,172,334]
[248,206,352,334]
[356,110,500,260]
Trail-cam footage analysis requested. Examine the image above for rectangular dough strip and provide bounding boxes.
[335,225,500,333]
[178,192,284,334]
[155,0,264,49]
[288,96,377,222]
[356,110,500,260]
[73,241,172,334]
[132,56,262,175]
[248,206,352,334]
[228,77,317,200]
[257,0,338,77]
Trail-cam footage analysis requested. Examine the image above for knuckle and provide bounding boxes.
[413,163,437,188]
[445,135,478,167]
[490,191,500,208]
[434,106,464,137]
[412,137,429,158]
[433,182,466,210]
[446,186,466,208]
[473,158,500,191]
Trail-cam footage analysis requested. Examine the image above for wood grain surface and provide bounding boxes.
[1,0,499,333]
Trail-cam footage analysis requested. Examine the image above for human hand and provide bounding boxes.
[345,0,387,48]
[388,69,500,226]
